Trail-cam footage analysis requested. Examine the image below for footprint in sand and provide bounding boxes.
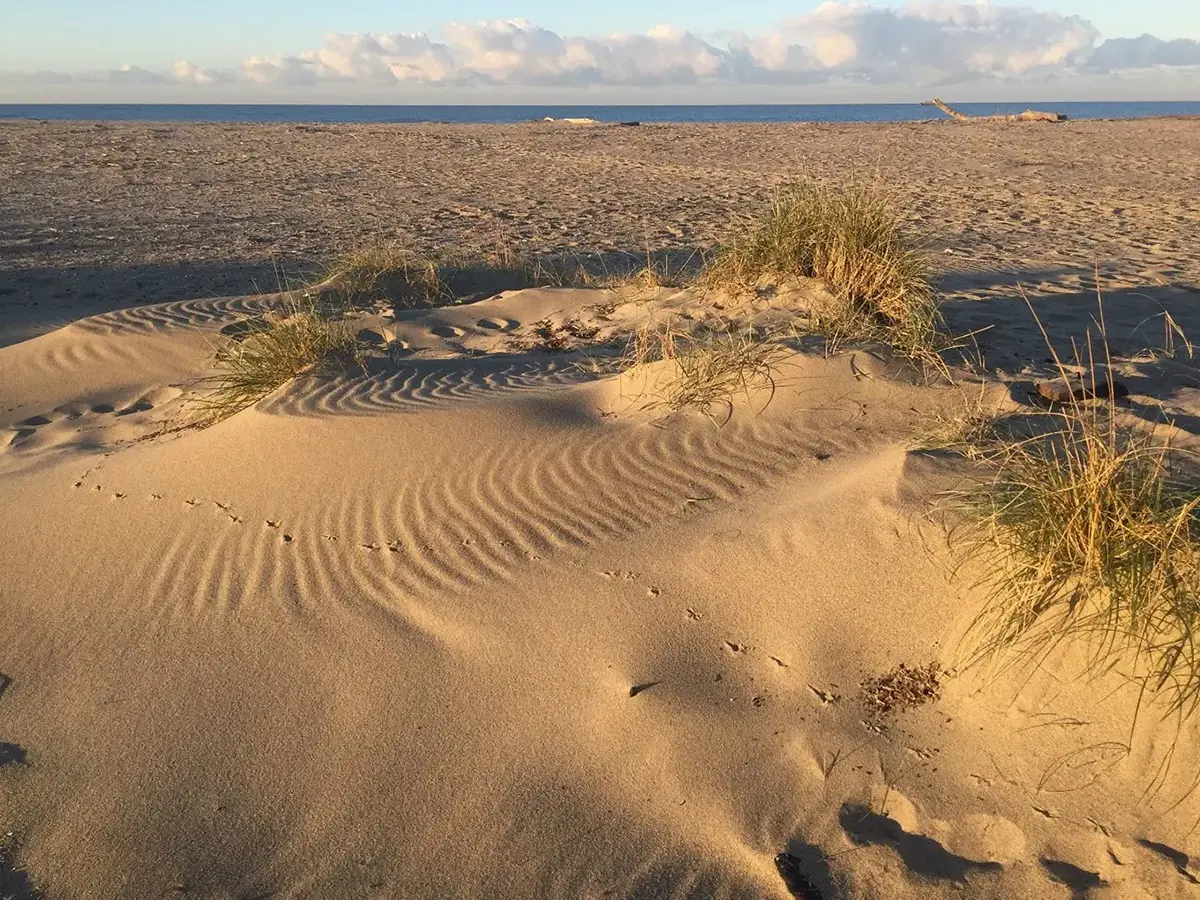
[839,802,1004,883]
[1137,838,1200,884]
[90,403,115,414]
[6,428,36,448]
[115,398,154,417]
[476,317,519,332]
[430,324,465,338]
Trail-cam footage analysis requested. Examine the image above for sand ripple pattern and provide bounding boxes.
[105,417,809,627]
[261,357,596,417]
[5,327,148,385]
[73,294,285,336]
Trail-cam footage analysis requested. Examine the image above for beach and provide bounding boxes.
[2,118,1200,899]
[2,118,1198,342]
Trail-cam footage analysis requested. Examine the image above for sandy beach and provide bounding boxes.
[2,118,1198,342]
[3,118,1200,899]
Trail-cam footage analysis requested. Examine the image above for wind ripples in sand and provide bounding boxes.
[105,416,809,630]
[261,357,598,417]
[74,294,288,336]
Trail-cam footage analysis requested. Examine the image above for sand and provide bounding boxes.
[2,118,1198,344]
[2,119,1200,899]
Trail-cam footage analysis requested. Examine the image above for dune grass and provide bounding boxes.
[621,319,789,423]
[704,180,942,363]
[951,299,1200,716]
[322,243,706,309]
[196,300,364,422]
[324,246,461,308]
[916,392,1018,461]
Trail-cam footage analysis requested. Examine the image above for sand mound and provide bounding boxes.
[2,283,1199,899]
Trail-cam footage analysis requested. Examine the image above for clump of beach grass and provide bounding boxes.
[614,247,709,294]
[916,391,1017,461]
[196,299,364,422]
[621,318,789,423]
[324,243,708,308]
[704,180,942,363]
[325,246,456,308]
[953,296,1200,716]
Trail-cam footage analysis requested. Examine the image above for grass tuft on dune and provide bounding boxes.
[325,246,461,308]
[196,300,364,422]
[324,244,706,309]
[621,319,789,423]
[705,180,942,363]
[952,299,1200,717]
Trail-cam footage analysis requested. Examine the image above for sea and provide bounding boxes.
[0,101,1197,125]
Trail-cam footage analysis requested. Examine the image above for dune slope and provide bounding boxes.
[2,286,1199,900]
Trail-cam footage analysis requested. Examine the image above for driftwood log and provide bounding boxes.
[922,98,1067,123]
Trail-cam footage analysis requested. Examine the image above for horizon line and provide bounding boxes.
[2,99,1198,107]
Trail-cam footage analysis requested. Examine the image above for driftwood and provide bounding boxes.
[922,98,1067,123]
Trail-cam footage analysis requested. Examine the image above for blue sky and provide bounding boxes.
[4,0,1197,72]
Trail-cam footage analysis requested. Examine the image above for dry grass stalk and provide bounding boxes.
[324,244,705,308]
[917,391,1015,460]
[622,319,789,424]
[703,180,942,364]
[953,292,1200,716]
[195,299,364,422]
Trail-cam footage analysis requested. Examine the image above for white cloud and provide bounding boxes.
[773,1,1100,82]
[1081,35,1200,72]
[244,19,731,87]
[101,64,171,85]
[172,60,229,85]
[244,32,456,84]
[2,62,229,86]
[6,4,1200,93]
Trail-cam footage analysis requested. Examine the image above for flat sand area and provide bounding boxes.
[1,118,1197,341]
[2,119,1200,899]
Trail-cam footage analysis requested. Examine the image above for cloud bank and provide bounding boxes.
[5,3,1200,93]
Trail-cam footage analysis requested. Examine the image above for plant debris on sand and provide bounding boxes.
[860,661,944,728]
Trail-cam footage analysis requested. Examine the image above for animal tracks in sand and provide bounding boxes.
[60,414,810,621]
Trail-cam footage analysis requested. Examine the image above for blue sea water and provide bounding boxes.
[0,101,1197,125]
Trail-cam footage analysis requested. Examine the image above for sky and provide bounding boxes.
[2,0,1199,102]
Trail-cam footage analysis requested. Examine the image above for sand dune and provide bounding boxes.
[3,272,1200,900]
